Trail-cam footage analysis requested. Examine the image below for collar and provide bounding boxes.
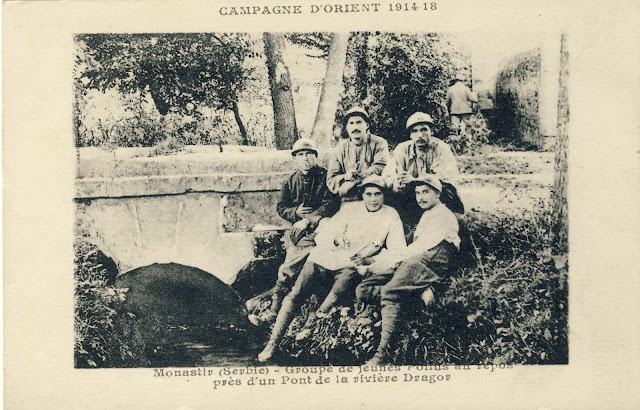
[421,202,446,215]
[361,201,384,214]
[299,165,321,179]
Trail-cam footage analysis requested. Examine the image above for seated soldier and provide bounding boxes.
[382,111,464,230]
[257,175,406,363]
[248,138,338,326]
[327,107,390,204]
[357,176,460,365]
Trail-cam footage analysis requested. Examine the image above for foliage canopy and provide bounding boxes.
[340,32,468,147]
[76,33,253,116]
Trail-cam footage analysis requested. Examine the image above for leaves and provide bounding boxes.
[77,33,253,116]
[74,235,148,368]
[340,32,467,147]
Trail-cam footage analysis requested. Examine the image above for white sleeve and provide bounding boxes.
[406,207,459,256]
[314,213,340,248]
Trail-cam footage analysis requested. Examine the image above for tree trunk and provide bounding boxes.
[354,32,370,103]
[232,101,249,145]
[310,33,349,147]
[551,33,569,258]
[263,33,298,150]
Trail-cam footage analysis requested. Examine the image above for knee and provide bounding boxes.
[402,254,426,270]
[380,283,393,301]
[277,264,288,278]
[380,282,401,304]
[336,268,359,286]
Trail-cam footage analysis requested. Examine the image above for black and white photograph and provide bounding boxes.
[73,31,569,369]
[4,0,640,407]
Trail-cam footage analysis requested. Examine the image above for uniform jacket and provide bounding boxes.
[277,165,339,226]
[383,139,459,185]
[326,133,390,196]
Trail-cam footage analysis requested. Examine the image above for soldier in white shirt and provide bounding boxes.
[258,175,406,363]
[360,176,460,365]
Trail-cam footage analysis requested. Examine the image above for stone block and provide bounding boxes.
[221,192,285,233]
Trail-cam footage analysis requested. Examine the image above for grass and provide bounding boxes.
[266,200,568,365]
[74,235,149,368]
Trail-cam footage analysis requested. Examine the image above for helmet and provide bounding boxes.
[410,175,442,194]
[343,107,370,125]
[291,138,318,157]
[359,174,386,191]
[405,112,435,130]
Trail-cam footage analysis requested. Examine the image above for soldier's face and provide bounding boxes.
[346,116,369,146]
[410,123,433,149]
[295,150,317,173]
[362,186,384,212]
[415,184,440,210]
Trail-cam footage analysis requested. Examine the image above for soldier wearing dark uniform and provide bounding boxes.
[248,138,338,326]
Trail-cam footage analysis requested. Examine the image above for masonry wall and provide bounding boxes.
[75,146,553,287]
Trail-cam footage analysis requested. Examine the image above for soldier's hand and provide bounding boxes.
[345,169,361,181]
[295,204,313,218]
[291,219,310,238]
[397,171,411,185]
[338,182,354,197]
[356,265,370,277]
[350,255,373,267]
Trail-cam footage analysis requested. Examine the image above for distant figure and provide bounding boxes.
[476,79,495,111]
[446,73,478,135]
[475,78,496,133]
[326,107,390,203]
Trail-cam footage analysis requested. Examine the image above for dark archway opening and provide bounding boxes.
[116,263,265,367]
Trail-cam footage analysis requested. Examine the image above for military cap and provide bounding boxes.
[405,112,435,130]
[343,107,370,124]
[291,138,318,157]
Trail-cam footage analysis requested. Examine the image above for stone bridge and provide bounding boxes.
[75,145,553,298]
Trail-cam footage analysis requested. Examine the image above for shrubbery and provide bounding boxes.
[445,112,492,155]
[339,32,470,148]
[74,237,148,368]
[259,202,567,365]
[495,48,542,148]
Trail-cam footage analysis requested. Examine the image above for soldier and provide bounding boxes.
[383,111,463,229]
[257,175,406,363]
[446,72,478,135]
[360,176,460,365]
[248,138,338,326]
[326,107,390,203]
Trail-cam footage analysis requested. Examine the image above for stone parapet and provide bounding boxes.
[76,173,289,199]
[76,146,553,199]
[75,146,553,287]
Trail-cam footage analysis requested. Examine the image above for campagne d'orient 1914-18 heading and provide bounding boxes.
[219,2,438,16]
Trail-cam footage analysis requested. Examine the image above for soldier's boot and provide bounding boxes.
[316,292,339,317]
[366,303,401,365]
[257,297,296,363]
